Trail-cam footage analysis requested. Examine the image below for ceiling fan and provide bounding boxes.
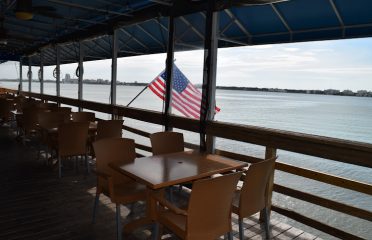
[0,16,34,45]
[215,0,289,9]
[232,0,289,5]
[15,0,60,20]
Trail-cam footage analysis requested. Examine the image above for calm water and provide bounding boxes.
[2,82,372,239]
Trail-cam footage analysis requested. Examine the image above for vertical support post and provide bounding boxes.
[164,16,175,131]
[200,0,218,153]
[56,46,61,99]
[260,147,277,221]
[28,59,32,92]
[78,41,84,111]
[40,52,44,95]
[19,58,23,92]
[111,29,118,119]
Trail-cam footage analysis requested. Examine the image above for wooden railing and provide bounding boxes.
[2,88,372,239]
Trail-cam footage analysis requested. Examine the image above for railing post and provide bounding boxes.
[200,0,218,153]
[164,16,175,131]
[111,29,118,119]
[260,147,277,221]
[28,59,32,92]
[56,46,61,102]
[19,57,23,92]
[39,51,44,95]
[78,41,84,111]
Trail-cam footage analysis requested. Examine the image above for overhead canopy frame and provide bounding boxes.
[0,0,371,66]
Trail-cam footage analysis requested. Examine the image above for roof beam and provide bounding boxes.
[224,9,252,42]
[270,3,293,41]
[329,0,345,37]
[119,28,150,51]
[218,37,247,46]
[117,37,145,55]
[150,0,173,6]
[92,39,111,57]
[136,24,166,49]
[179,16,205,40]
[47,0,132,17]
[220,20,235,35]
[84,41,110,58]
[60,44,79,61]
[40,49,56,63]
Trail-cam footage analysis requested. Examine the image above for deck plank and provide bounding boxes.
[0,125,320,240]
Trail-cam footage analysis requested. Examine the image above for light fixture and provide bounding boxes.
[15,0,34,20]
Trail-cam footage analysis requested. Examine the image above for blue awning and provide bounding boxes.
[0,0,371,66]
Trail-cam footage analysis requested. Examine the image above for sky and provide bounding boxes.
[1,38,372,91]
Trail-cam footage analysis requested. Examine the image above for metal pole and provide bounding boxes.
[164,16,175,131]
[28,59,32,92]
[126,85,148,107]
[111,29,118,119]
[200,0,218,153]
[78,41,84,111]
[40,52,44,94]
[56,46,61,98]
[19,57,23,92]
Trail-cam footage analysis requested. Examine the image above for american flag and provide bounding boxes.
[148,65,220,119]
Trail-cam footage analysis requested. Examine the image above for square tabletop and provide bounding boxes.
[110,151,247,190]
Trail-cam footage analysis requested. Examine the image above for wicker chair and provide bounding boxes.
[57,122,89,178]
[232,156,278,240]
[92,138,146,240]
[153,172,242,240]
[150,131,184,155]
[71,112,95,122]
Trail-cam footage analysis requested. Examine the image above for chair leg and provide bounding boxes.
[263,207,271,239]
[239,219,244,240]
[85,154,90,174]
[127,203,135,216]
[92,193,100,224]
[116,204,122,240]
[37,143,41,160]
[152,222,159,240]
[168,187,174,202]
[58,156,62,178]
[226,232,233,240]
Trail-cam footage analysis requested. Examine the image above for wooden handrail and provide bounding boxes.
[206,121,372,168]
[271,205,364,240]
[276,162,372,195]
[135,143,152,152]
[273,184,372,221]
[215,149,264,163]
[122,125,151,138]
[12,89,372,167]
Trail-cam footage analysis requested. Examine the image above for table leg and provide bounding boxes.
[122,188,163,233]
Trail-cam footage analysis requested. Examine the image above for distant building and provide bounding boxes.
[342,90,354,96]
[62,74,70,83]
[356,90,368,97]
[324,89,340,95]
[62,73,78,83]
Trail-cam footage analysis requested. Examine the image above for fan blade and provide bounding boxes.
[233,0,289,5]
[33,9,63,19]
[33,6,56,12]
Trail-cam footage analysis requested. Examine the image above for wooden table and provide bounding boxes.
[44,121,97,134]
[110,150,247,232]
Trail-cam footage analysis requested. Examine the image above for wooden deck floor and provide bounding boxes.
[0,124,322,240]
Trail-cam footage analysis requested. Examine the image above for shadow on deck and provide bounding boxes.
[0,124,321,240]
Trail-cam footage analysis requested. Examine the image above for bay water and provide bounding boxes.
[2,81,371,239]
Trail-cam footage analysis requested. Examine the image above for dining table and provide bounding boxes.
[109,150,248,233]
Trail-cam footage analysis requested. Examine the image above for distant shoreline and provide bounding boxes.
[1,79,372,98]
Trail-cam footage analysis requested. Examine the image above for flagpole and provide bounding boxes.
[126,84,149,107]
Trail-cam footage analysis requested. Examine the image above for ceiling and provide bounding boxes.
[1,0,372,66]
